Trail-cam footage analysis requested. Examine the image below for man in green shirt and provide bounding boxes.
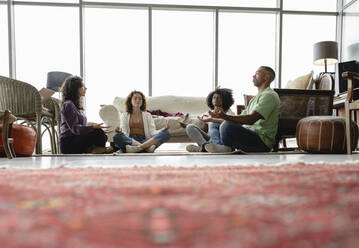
[205,66,280,153]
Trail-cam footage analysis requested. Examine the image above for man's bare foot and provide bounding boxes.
[90,146,107,154]
[125,145,142,153]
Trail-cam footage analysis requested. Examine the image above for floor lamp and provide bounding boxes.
[313,41,338,73]
[313,41,338,90]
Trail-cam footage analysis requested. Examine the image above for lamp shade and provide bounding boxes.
[46,71,72,92]
[313,41,338,66]
[347,42,359,61]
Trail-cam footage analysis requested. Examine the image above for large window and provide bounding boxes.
[14,6,79,89]
[18,0,78,3]
[344,0,353,6]
[85,0,276,8]
[0,5,8,77]
[283,0,337,12]
[84,7,148,122]
[4,1,340,125]
[218,12,276,104]
[152,10,214,97]
[282,15,336,87]
[342,1,359,61]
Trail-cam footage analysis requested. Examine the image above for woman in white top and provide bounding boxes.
[113,91,170,153]
[180,88,234,152]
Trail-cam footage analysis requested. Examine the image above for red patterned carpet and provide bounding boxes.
[1,163,359,248]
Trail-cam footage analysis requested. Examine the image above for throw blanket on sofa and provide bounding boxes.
[148,109,184,118]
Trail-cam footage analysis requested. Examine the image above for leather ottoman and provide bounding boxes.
[296,116,358,153]
[0,124,37,156]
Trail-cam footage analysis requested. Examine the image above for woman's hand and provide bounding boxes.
[209,108,226,119]
[92,123,112,133]
[92,123,110,129]
[115,126,122,133]
[179,121,187,128]
[164,120,170,130]
[197,114,213,123]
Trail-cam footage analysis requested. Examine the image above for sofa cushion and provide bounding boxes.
[153,116,205,137]
[113,95,208,115]
[286,71,314,90]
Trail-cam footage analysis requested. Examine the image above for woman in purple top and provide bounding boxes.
[59,76,112,154]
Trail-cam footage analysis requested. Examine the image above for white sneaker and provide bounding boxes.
[146,145,156,153]
[204,143,233,153]
[186,144,202,152]
[125,145,142,153]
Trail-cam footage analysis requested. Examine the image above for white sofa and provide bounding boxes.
[99,95,209,142]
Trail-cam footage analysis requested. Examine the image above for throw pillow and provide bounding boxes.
[286,71,314,89]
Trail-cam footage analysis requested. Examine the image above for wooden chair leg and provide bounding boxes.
[8,123,16,158]
[345,102,352,155]
[2,110,14,159]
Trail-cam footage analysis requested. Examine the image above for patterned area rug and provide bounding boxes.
[1,163,359,248]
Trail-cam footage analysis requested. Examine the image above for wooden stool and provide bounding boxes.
[0,110,16,159]
[296,116,358,153]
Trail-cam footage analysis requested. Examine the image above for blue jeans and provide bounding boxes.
[220,121,270,152]
[186,122,222,147]
[113,129,170,153]
[208,122,222,145]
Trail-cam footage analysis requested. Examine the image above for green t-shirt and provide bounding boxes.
[241,87,280,149]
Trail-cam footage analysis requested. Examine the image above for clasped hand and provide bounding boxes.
[208,107,226,119]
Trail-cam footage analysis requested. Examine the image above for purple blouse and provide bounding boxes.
[60,100,94,139]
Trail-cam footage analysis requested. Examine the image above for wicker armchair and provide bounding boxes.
[43,97,61,153]
[0,75,57,154]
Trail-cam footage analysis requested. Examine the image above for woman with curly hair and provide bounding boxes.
[181,88,234,152]
[112,90,171,153]
[59,76,112,154]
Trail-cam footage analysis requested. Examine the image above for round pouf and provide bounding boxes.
[0,124,37,156]
[296,116,359,153]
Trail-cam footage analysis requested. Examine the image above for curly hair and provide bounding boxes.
[125,91,147,113]
[206,88,234,111]
[61,76,84,109]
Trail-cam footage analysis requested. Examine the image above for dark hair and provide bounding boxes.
[206,88,234,111]
[260,66,276,83]
[125,90,146,113]
[61,76,84,109]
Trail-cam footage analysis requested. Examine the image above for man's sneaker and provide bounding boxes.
[186,144,202,152]
[204,143,233,153]
[125,145,142,153]
[146,145,156,153]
